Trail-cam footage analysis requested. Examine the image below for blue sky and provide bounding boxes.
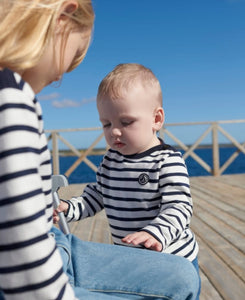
[39,0,245,148]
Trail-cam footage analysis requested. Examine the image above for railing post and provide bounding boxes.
[51,132,60,175]
[212,122,220,176]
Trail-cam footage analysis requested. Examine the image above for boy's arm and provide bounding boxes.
[140,152,193,251]
[64,183,104,222]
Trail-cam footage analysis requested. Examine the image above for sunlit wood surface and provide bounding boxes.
[59,174,245,300]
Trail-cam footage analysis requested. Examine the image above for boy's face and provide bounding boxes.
[97,83,164,155]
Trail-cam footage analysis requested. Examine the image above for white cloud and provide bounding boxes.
[52,97,96,108]
[38,93,60,101]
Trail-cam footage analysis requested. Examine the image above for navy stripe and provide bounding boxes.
[101,162,161,173]
[0,168,38,183]
[86,188,104,210]
[3,267,64,294]
[162,162,186,168]
[168,152,182,158]
[0,69,19,88]
[98,181,157,193]
[0,147,41,159]
[41,158,52,165]
[161,191,191,198]
[0,246,56,273]
[170,207,188,220]
[107,214,154,222]
[160,172,189,179]
[160,182,190,189]
[41,174,51,181]
[0,125,38,135]
[110,224,142,232]
[0,188,43,206]
[102,193,161,203]
[18,78,25,90]
[98,171,158,183]
[104,203,160,212]
[183,240,197,258]
[56,284,67,300]
[165,213,184,230]
[0,233,47,251]
[0,103,35,113]
[78,202,85,218]
[40,144,49,152]
[172,236,195,255]
[0,210,45,229]
[160,199,192,208]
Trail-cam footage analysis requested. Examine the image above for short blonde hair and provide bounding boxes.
[0,0,94,71]
[97,63,163,106]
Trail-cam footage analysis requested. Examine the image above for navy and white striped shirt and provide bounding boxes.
[67,142,199,261]
[0,69,76,299]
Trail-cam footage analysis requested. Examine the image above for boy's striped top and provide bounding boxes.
[67,142,199,262]
[0,69,76,299]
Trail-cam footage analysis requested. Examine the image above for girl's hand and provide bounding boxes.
[122,231,162,252]
[53,200,69,224]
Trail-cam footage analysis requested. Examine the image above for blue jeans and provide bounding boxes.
[191,257,201,300]
[52,226,199,299]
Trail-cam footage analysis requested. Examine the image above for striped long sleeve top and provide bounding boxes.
[66,142,199,262]
[0,69,76,299]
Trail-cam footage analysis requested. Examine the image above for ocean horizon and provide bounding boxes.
[57,146,245,184]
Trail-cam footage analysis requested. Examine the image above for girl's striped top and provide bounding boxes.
[0,69,76,299]
[66,142,199,262]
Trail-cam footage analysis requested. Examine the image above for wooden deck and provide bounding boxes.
[58,174,245,300]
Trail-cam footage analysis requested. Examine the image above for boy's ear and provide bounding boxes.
[153,107,164,131]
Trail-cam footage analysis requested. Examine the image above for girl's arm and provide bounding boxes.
[0,77,76,299]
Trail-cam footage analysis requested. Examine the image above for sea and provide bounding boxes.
[58,146,245,184]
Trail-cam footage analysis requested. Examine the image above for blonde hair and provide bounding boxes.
[0,0,94,72]
[97,63,163,106]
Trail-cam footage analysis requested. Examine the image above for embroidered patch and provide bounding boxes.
[138,173,149,185]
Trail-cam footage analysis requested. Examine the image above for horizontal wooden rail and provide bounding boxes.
[45,119,245,179]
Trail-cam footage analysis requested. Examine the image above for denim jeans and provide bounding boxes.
[191,257,201,300]
[0,226,199,299]
[52,226,199,300]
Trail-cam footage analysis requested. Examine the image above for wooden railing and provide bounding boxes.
[45,119,245,179]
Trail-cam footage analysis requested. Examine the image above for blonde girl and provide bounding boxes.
[0,1,199,299]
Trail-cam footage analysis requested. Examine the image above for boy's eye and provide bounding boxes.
[121,120,134,126]
[103,123,111,128]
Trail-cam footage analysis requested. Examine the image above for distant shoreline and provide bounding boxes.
[55,143,237,157]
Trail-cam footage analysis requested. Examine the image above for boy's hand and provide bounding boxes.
[53,200,69,224]
[122,231,162,252]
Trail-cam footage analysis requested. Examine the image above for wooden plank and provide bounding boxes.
[192,192,245,235]
[194,205,245,264]
[217,174,245,188]
[190,175,245,299]
[191,183,245,222]
[191,215,245,282]
[196,237,245,300]
[190,180,245,212]
[192,176,245,207]
[198,259,223,300]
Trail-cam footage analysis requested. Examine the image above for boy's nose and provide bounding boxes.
[111,127,121,137]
